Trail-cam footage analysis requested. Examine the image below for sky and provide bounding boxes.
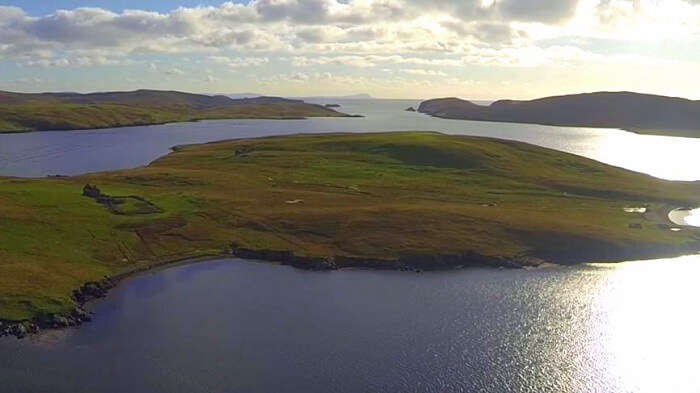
[1,0,700,99]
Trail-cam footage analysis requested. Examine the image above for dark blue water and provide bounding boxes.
[1,99,699,180]
[2,257,700,393]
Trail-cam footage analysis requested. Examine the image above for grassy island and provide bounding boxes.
[0,89,347,133]
[2,132,700,323]
[418,92,700,138]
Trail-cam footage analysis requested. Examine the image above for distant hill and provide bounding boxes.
[225,93,265,99]
[0,90,301,109]
[0,89,348,133]
[295,93,374,100]
[418,92,700,137]
[226,93,375,100]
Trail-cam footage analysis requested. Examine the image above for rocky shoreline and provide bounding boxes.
[229,245,540,272]
[4,239,700,340]
[0,246,542,339]
[0,280,113,339]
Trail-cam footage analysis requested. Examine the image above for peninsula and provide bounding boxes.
[2,131,700,334]
[0,89,347,133]
[418,92,700,137]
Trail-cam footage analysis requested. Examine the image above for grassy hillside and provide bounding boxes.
[2,132,700,322]
[418,92,700,137]
[0,90,347,133]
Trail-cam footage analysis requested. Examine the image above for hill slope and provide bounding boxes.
[418,92,700,137]
[2,132,700,325]
[0,89,347,133]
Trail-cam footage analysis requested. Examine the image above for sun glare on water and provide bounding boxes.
[679,209,700,227]
[588,131,700,181]
[681,210,700,226]
[668,208,700,227]
[588,256,700,392]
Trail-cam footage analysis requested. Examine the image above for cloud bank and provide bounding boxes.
[1,0,699,98]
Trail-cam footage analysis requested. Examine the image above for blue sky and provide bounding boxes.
[2,0,700,99]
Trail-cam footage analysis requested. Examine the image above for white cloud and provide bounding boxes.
[399,68,448,76]
[21,55,130,67]
[165,68,184,75]
[288,71,310,82]
[208,55,269,68]
[2,1,699,67]
[2,1,700,98]
[290,55,466,67]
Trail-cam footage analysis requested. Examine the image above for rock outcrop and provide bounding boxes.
[0,279,112,339]
[228,245,540,272]
[82,184,102,198]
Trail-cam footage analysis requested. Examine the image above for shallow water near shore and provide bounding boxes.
[2,98,700,180]
[3,256,700,393]
[669,208,700,227]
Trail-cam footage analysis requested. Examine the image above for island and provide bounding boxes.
[0,89,348,133]
[2,131,700,337]
[418,92,700,137]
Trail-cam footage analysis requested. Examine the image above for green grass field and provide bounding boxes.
[0,91,347,133]
[2,132,700,322]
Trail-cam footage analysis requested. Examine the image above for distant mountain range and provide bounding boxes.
[225,93,266,99]
[225,93,374,101]
[418,92,700,137]
[0,89,347,133]
[299,93,374,100]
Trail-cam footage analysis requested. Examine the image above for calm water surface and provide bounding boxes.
[2,257,700,393]
[1,99,699,180]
